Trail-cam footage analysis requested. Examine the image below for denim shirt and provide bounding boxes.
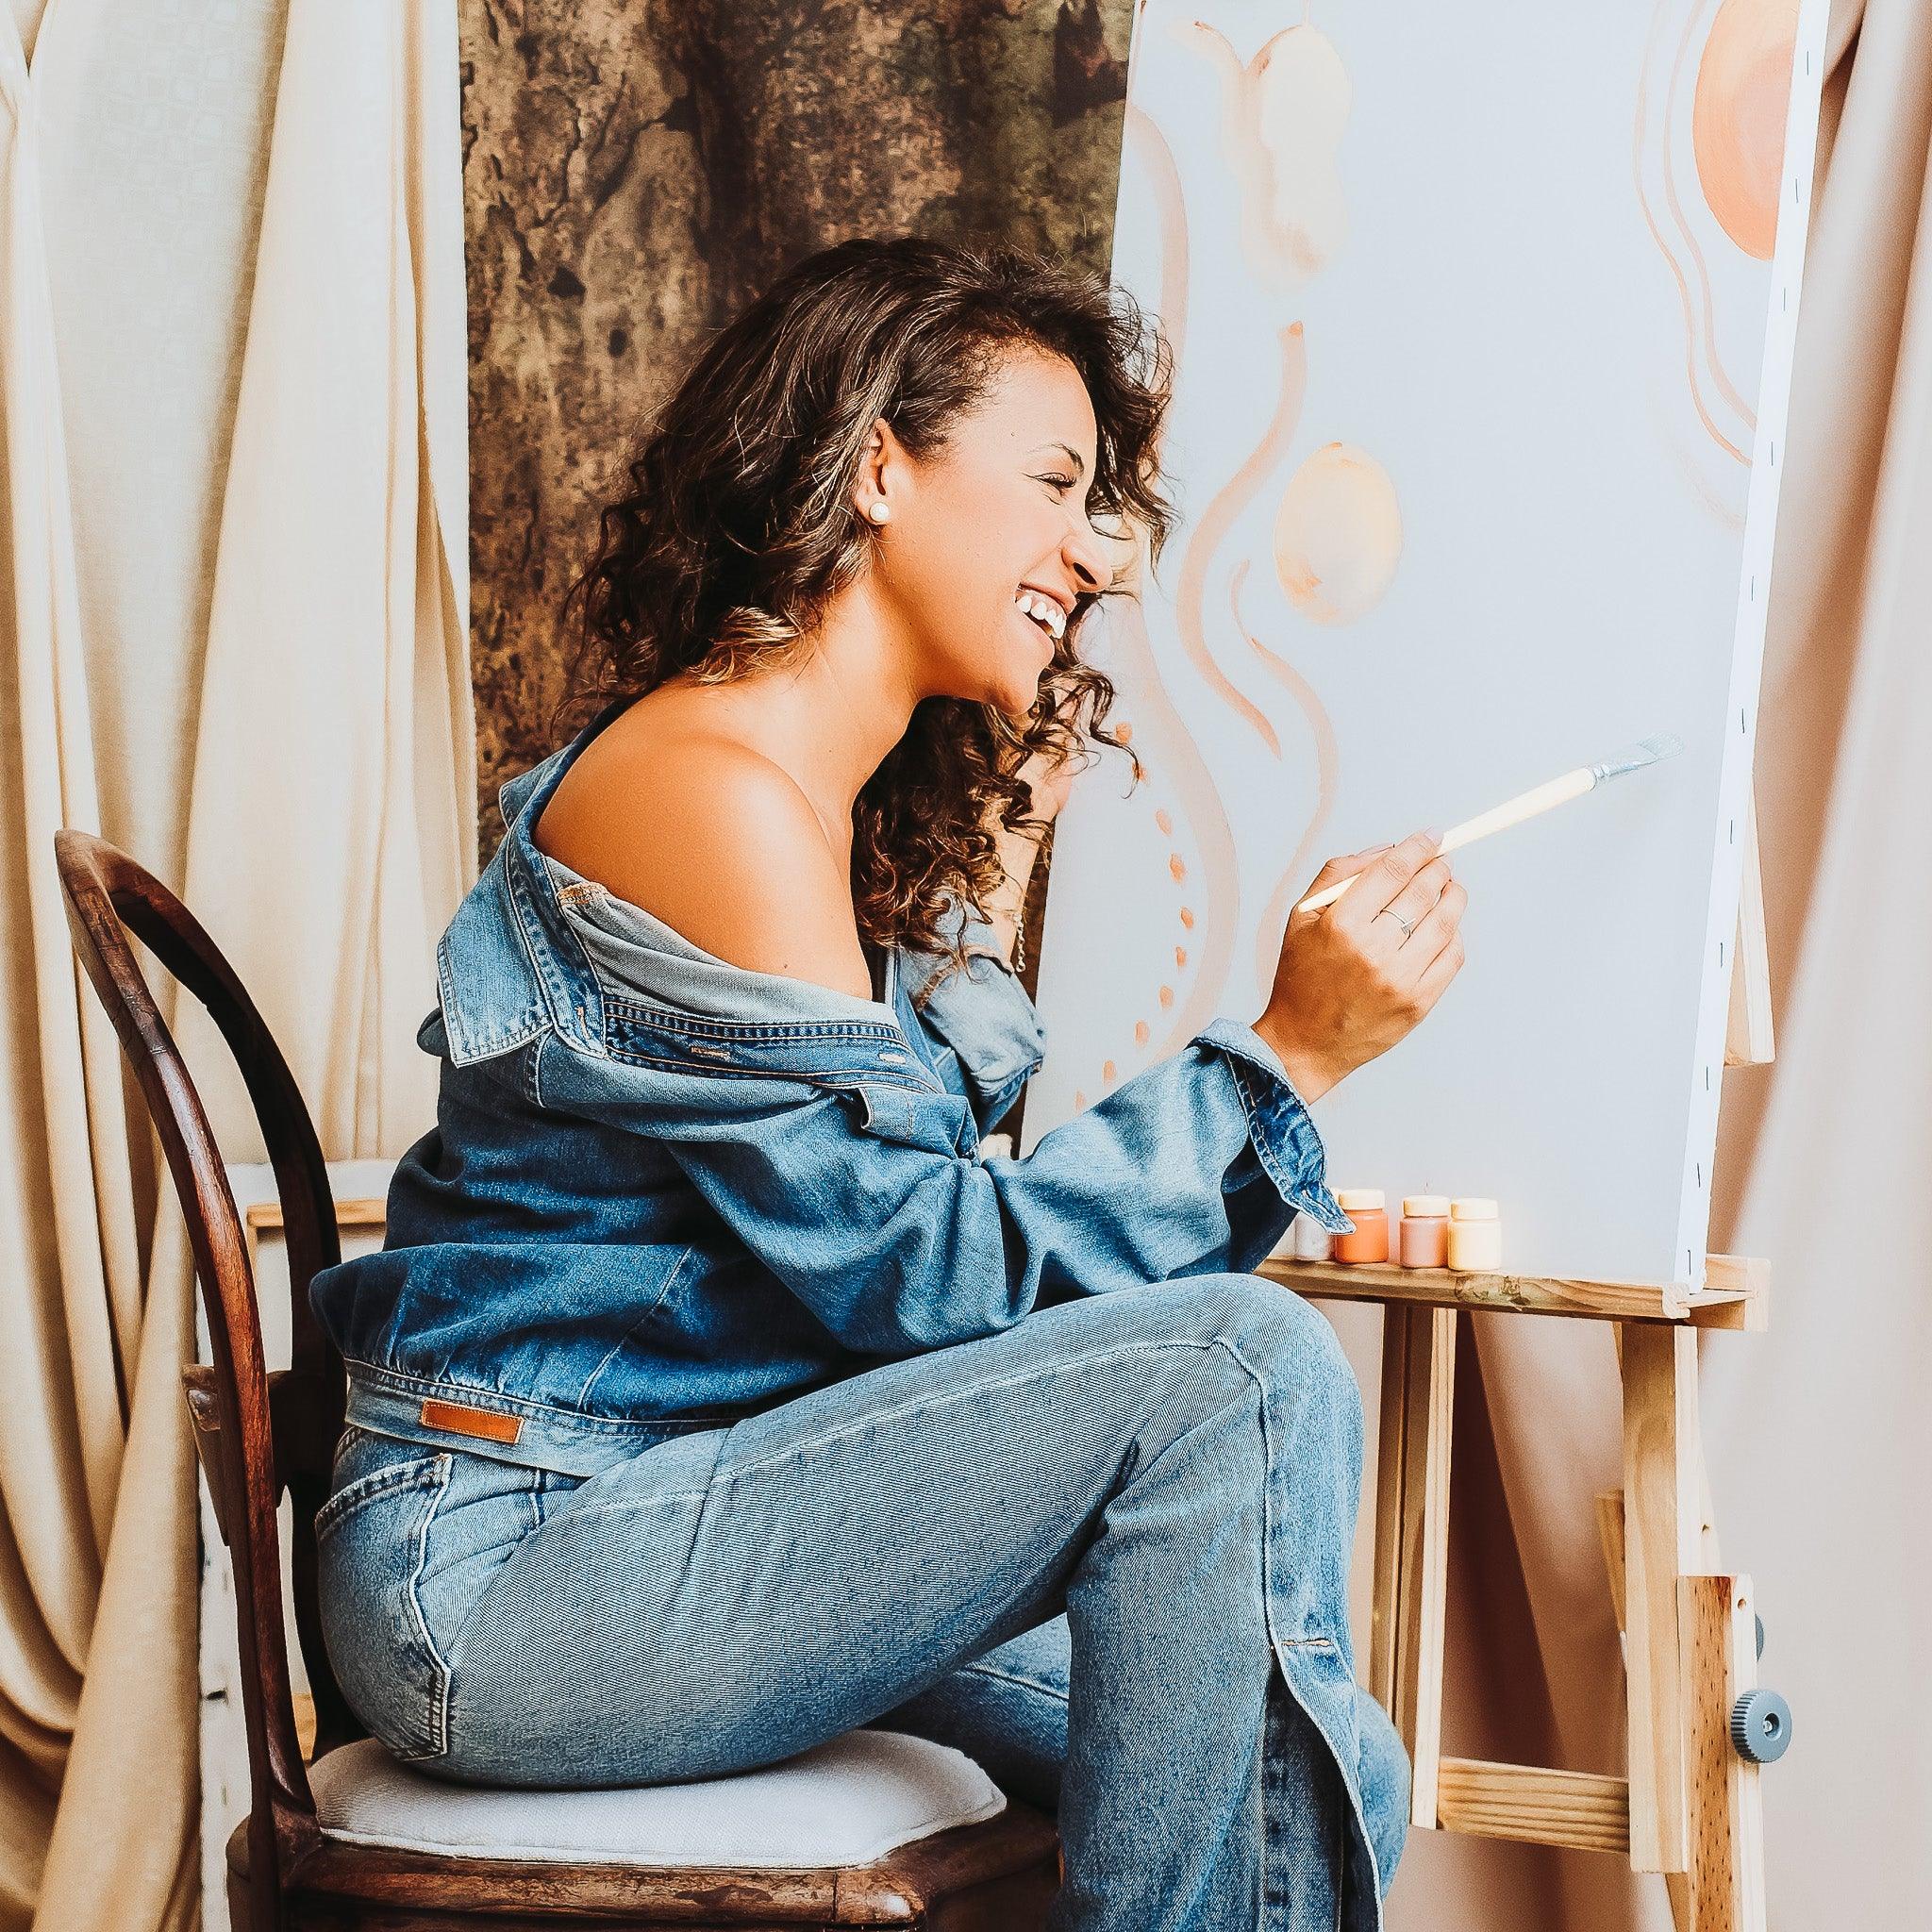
[308,698,1355,1478]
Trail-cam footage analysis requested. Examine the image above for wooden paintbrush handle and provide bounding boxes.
[1292,767,1597,915]
[1439,768,1594,853]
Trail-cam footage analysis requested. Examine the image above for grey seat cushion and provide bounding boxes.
[308,1730,1007,1868]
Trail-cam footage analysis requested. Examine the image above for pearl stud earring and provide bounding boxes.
[868,502,891,524]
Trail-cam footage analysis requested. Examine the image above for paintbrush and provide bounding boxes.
[1292,734,1686,916]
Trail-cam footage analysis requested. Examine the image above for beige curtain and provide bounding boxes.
[1359,0,1930,1924]
[1703,0,1932,1916]
[0,1,471,1925]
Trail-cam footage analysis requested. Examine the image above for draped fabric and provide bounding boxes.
[1703,0,1932,1919]
[0,1,472,1925]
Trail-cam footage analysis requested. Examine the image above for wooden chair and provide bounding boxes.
[54,829,1059,1932]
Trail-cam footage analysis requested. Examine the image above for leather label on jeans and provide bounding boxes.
[419,1397,524,1444]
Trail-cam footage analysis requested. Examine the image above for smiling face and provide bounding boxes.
[850,347,1120,717]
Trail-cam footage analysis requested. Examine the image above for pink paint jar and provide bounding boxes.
[1332,1189,1390,1265]
[1398,1196,1451,1269]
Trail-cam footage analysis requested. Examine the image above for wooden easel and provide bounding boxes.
[1260,802,1782,1932]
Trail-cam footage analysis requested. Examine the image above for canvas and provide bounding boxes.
[1026,0,1829,1287]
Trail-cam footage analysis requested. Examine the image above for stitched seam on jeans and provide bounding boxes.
[313,1456,442,1543]
[533,1486,714,1529]
[1208,1331,1330,1656]
[398,1455,456,1760]
[711,1338,1235,1488]
[1332,1786,1347,1932]
[439,1463,550,1676]
[510,1348,1242,1641]
[1216,1343,1307,1931]
[1208,1329,1384,1915]
[958,1660,1069,1704]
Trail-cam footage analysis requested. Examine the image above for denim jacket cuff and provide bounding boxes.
[1194,1017,1356,1236]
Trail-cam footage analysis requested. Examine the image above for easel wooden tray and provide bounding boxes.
[1258,1252,1768,1329]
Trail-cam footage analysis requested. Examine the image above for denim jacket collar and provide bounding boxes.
[434,700,1022,1100]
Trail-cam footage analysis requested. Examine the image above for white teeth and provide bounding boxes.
[1015,591,1066,641]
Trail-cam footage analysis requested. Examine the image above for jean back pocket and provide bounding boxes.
[316,1427,457,1762]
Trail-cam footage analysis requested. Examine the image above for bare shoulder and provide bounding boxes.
[533,715,872,1002]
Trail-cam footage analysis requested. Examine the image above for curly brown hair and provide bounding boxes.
[552,233,1174,973]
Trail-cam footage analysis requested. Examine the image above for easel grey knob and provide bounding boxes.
[1729,1687,1791,1763]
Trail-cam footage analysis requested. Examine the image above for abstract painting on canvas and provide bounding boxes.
[1026,0,1829,1287]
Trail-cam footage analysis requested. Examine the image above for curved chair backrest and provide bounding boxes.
[52,829,361,1911]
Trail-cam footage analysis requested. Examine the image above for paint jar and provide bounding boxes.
[1398,1196,1451,1270]
[1290,1213,1334,1263]
[1446,1198,1502,1273]
[1332,1190,1390,1265]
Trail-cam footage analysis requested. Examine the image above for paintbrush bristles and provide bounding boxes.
[1591,733,1684,784]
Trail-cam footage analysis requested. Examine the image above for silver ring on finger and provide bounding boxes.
[1376,908,1416,941]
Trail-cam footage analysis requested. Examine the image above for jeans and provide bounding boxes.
[315,1274,1409,1930]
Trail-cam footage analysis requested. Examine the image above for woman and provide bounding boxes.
[310,235,1466,1932]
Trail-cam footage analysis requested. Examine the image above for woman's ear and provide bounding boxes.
[850,426,890,525]
[851,419,917,527]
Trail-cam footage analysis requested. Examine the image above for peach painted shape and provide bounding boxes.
[1271,442,1404,625]
[1634,0,1752,463]
[1170,322,1311,758]
[1693,0,1801,260]
[1228,561,1341,997]
[1185,18,1352,288]
[1124,102,1191,367]
[1662,0,1757,425]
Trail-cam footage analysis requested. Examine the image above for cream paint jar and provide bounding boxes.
[1398,1196,1451,1269]
[1333,1189,1390,1264]
[1446,1198,1502,1273]
[1291,1213,1334,1262]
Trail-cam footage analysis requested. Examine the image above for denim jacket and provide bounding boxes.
[308,698,1355,1478]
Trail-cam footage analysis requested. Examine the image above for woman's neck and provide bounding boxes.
[665,583,926,837]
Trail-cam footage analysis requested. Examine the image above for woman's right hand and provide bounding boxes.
[1253,829,1467,1105]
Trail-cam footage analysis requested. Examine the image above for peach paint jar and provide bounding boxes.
[1398,1196,1451,1270]
[1446,1198,1502,1273]
[1332,1189,1390,1265]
